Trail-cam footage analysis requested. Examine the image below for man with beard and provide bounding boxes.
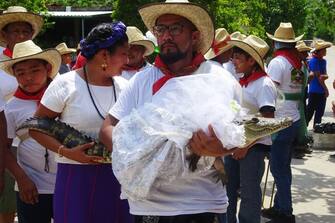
[100,1,241,223]
[121,26,155,80]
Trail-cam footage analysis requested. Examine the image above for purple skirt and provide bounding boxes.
[54,163,133,223]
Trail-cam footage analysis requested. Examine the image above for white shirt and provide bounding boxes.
[0,52,18,102]
[241,76,277,145]
[0,96,5,112]
[267,56,302,121]
[110,61,241,216]
[41,71,128,164]
[5,97,57,194]
[121,62,152,80]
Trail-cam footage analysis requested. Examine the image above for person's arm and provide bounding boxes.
[188,125,237,157]
[4,138,39,204]
[0,111,6,194]
[99,114,119,151]
[30,104,103,164]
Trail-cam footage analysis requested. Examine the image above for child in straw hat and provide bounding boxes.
[121,26,155,80]
[0,40,61,223]
[224,35,277,223]
[306,39,333,127]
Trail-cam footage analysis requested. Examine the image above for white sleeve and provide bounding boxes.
[4,106,16,139]
[0,96,5,112]
[40,77,67,113]
[109,78,137,120]
[267,58,284,85]
[255,79,277,109]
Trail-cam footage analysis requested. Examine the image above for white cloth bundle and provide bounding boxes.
[112,73,245,200]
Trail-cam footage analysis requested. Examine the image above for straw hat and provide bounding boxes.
[0,6,44,44]
[230,31,246,40]
[205,28,231,60]
[266,22,304,43]
[126,26,155,56]
[55,42,76,55]
[229,35,269,70]
[0,40,61,78]
[296,40,312,52]
[311,39,332,53]
[139,0,214,55]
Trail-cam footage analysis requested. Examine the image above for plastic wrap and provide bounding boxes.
[112,73,244,200]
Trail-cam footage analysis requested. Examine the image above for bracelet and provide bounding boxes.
[58,145,65,157]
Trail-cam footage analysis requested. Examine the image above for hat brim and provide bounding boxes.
[59,49,77,55]
[297,46,312,52]
[130,40,155,56]
[139,2,214,55]
[204,44,233,60]
[311,43,332,53]
[266,33,304,43]
[229,40,265,71]
[0,49,61,78]
[0,12,44,44]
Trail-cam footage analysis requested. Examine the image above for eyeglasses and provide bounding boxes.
[153,23,184,37]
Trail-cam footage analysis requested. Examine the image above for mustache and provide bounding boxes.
[161,41,178,49]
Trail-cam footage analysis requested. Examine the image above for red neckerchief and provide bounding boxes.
[3,48,13,58]
[122,60,146,71]
[152,53,205,94]
[13,78,51,104]
[239,70,267,87]
[212,36,231,55]
[274,49,302,70]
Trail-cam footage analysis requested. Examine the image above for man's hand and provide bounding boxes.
[62,142,104,164]
[324,89,329,98]
[332,101,335,117]
[188,125,235,157]
[16,175,39,204]
[232,148,249,160]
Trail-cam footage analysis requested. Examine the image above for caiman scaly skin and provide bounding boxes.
[189,116,293,174]
[17,117,111,163]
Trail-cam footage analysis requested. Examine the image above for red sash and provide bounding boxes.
[239,71,267,87]
[152,53,205,94]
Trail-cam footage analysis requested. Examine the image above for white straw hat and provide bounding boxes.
[0,40,61,78]
[0,6,43,44]
[55,42,76,55]
[205,28,232,60]
[139,0,214,54]
[230,31,247,41]
[295,40,312,52]
[126,26,155,56]
[311,39,332,53]
[229,35,269,71]
[266,22,304,43]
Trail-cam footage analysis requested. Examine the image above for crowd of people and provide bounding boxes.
[0,1,334,223]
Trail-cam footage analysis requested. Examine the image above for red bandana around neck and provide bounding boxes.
[13,79,51,104]
[274,49,302,70]
[3,48,13,58]
[239,70,267,87]
[152,53,205,94]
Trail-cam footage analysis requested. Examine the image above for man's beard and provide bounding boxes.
[159,43,188,64]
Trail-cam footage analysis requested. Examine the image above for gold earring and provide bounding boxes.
[101,63,107,71]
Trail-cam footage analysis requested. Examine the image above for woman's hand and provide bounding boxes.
[16,175,39,204]
[62,142,104,164]
[188,125,235,157]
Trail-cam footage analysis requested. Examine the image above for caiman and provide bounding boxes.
[188,116,293,183]
[17,117,111,163]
